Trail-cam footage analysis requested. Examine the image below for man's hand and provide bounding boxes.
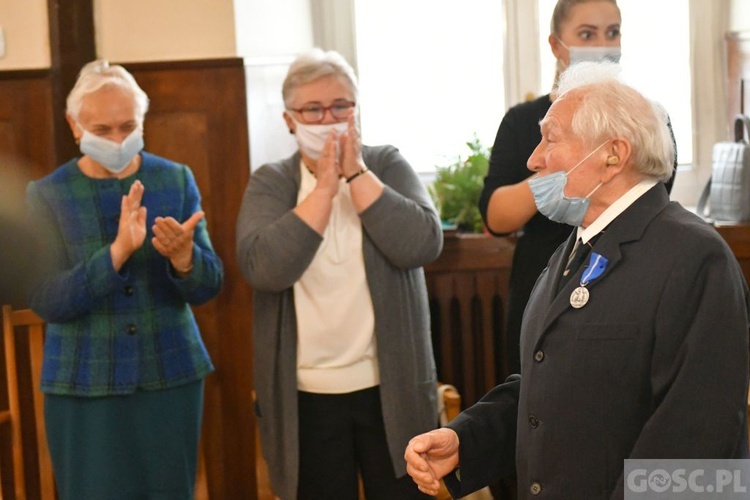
[404,428,460,496]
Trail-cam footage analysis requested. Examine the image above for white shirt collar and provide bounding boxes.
[577,179,659,243]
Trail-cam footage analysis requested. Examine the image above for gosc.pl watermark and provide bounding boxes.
[625,460,750,498]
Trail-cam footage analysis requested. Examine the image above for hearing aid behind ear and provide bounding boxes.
[606,156,619,165]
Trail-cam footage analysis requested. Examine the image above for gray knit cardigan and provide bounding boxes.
[236,145,443,499]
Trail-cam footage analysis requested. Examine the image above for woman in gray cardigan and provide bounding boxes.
[236,49,443,499]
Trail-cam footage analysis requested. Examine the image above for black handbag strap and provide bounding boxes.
[735,114,750,143]
[696,176,711,218]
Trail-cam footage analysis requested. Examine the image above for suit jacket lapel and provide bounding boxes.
[547,232,578,305]
[535,184,671,339]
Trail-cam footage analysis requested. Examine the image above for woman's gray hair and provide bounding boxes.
[282,49,359,108]
[555,61,674,182]
[66,60,150,123]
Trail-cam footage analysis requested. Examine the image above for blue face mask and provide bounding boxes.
[569,46,621,65]
[556,37,622,66]
[528,142,607,227]
[78,125,144,174]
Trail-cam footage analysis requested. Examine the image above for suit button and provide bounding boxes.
[529,415,540,428]
[124,285,134,296]
[534,350,545,362]
[126,324,137,335]
[530,482,543,495]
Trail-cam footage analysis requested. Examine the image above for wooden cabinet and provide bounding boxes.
[715,224,750,284]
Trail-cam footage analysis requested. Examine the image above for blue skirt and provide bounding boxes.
[44,379,204,500]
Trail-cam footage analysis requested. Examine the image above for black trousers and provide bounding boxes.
[297,387,430,500]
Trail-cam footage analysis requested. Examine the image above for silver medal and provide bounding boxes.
[570,286,589,308]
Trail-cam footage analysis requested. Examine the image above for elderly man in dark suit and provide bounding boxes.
[405,61,750,499]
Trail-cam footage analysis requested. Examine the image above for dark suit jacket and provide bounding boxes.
[448,184,750,499]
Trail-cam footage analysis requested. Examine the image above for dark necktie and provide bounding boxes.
[558,234,600,293]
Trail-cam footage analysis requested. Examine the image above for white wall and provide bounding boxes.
[234,0,315,169]
[234,0,313,59]
[0,0,50,69]
[95,0,237,62]
[0,0,241,69]
[729,0,750,32]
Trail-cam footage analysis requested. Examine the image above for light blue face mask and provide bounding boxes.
[528,142,607,227]
[78,125,144,174]
[568,46,621,65]
[556,37,622,66]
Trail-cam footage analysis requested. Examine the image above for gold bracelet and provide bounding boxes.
[345,167,369,183]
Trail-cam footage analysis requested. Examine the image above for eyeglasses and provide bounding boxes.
[288,100,356,124]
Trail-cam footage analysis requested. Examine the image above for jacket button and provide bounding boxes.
[529,415,540,428]
[534,350,545,362]
[530,482,543,495]
[124,285,134,296]
[126,324,137,335]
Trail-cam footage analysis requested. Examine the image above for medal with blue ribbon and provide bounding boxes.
[570,252,608,309]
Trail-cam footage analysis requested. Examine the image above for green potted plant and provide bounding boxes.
[429,135,491,233]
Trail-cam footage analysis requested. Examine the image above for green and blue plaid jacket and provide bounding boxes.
[27,152,223,396]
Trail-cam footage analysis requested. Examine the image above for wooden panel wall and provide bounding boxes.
[0,70,57,499]
[124,58,256,499]
[0,70,56,182]
[716,225,750,284]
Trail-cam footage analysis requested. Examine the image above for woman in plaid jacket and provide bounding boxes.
[26,60,223,499]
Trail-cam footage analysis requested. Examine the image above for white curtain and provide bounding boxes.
[674,0,731,205]
[309,0,359,74]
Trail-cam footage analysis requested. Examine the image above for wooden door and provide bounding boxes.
[125,58,257,499]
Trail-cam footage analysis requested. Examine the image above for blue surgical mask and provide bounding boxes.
[528,142,607,227]
[556,37,621,66]
[569,46,621,65]
[78,125,144,174]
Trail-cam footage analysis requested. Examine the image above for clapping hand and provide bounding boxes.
[110,180,147,271]
[152,211,205,275]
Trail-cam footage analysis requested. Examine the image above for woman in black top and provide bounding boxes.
[479,0,676,376]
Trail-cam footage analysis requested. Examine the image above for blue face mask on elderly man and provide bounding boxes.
[528,141,608,227]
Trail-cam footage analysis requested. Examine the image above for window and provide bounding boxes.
[354,0,504,174]
[537,0,693,165]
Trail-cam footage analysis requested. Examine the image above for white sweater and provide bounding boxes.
[293,163,378,393]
